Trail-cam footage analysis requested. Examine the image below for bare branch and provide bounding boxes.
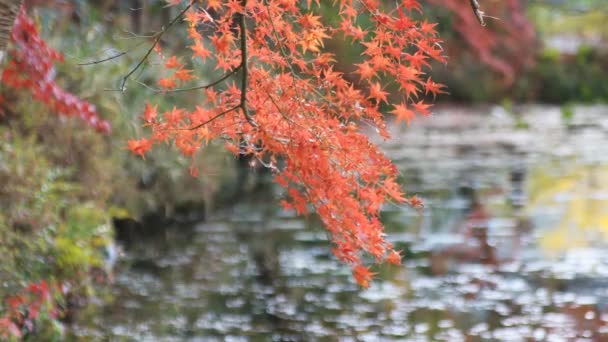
[470,0,486,26]
[77,40,148,66]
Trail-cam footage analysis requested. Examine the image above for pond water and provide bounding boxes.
[73,105,608,341]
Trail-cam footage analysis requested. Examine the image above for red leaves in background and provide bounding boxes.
[1,7,110,134]
[429,0,536,84]
[0,280,54,339]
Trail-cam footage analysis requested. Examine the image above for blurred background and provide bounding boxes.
[2,0,608,340]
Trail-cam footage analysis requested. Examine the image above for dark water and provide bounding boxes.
[73,105,608,341]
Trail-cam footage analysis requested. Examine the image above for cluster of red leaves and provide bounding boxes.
[1,7,110,134]
[130,0,446,287]
[429,0,536,84]
[0,281,57,339]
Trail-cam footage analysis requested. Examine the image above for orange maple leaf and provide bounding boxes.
[175,68,194,82]
[211,33,235,54]
[386,250,403,265]
[127,138,152,159]
[142,103,158,124]
[164,56,181,69]
[158,77,177,89]
[424,77,447,98]
[383,177,406,202]
[353,265,375,288]
[390,103,415,125]
[207,0,222,11]
[354,61,377,81]
[368,82,389,105]
[191,41,211,60]
[412,100,432,116]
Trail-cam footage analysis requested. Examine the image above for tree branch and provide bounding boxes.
[118,3,191,92]
[238,0,257,128]
[135,65,242,94]
[182,105,241,131]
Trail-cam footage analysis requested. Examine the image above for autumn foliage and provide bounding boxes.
[1,7,110,134]
[125,0,450,287]
[0,7,113,338]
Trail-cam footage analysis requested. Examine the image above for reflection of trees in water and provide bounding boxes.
[430,183,497,274]
[105,167,308,338]
[231,185,301,338]
[429,160,533,274]
[530,163,608,253]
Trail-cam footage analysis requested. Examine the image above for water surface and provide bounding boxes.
[74,105,608,341]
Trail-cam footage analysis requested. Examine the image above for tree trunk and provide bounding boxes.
[0,0,22,63]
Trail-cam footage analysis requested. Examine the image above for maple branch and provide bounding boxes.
[133,65,242,93]
[267,92,305,132]
[238,0,257,128]
[470,0,486,26]
[266,92,329,150]
[172,66,242,93]
[118,3,191,92]
[182,105,241,131]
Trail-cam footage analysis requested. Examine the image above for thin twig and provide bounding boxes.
[182,105,241,131]
[135,65,242,93]
[77,40,148,65]
[267,92,304,131]
[119,4,192,92]
[79,51,128,65]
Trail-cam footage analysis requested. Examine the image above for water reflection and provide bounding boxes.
[71,105,608,340]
